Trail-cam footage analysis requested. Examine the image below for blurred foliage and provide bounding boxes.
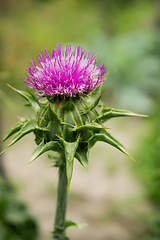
[86,0,155,35]
[86,30,160,112]
[0,177,39,240]
[130,99,160,239]
[131,215,160,240]
[132,100,160,207]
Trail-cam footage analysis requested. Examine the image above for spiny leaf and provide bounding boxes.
[75,149,89,170]
[7,84,39,111]
[73,122,105,132]
[25,88,41,111]
[45,121,62,142]
[6,119,45,149]
[81,109,97,124]
[27,140,63,164]
[82,74,108,113]
[8,84,30,101]
[72,105,83,127]
[37,107,49,127]
[46,105,61,123]
[60,136,80,184]
[2,119,28,142]
[83,94,102,114]
[99,128,126,149]
[97,108,147,124]
[89,130,135,161]
[63,110,76,142]
[83,87,106,114]
[61,98,74,111]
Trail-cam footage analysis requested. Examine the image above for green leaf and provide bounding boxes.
[8,84,30,101]
[72,105,83,127]
[63,110,76,142]
[61,136,80,184]
[25,89,41,111]
[90,83,103,96]
[61,98,74,111]
[97,108,147,124]
[64,220,87,230]
[8,85,40,111]
[7,119,43,148]
[45,121,62,142]
[27,140,63,164]
[2,119,28,142]
[100,128,126,148]
[75,149,89,170]
[89,129,134,160]
[81,109,97,124]
[37,107,49,127]
[83,94,102,113]
[83,86,105,114]
[46,105,61,123]
[73,122,104,132]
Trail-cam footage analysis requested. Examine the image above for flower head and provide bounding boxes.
[26,44,106,98]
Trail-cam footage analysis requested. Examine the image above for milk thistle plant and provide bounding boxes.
[2,44,143,240]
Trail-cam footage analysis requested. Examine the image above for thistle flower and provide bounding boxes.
[2,43,145,240]
[26,44,106,98]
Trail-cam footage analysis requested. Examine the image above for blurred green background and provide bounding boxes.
[0,0,160,240]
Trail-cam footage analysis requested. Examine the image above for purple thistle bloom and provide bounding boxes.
[26,44,106,98]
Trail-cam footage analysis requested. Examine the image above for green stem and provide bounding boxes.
[52,162,69,240]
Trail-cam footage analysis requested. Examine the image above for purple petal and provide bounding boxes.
[25,44,106,98]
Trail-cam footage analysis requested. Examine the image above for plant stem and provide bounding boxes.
[52,162,69,240]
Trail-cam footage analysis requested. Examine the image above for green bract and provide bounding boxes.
[2,84,144,184]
